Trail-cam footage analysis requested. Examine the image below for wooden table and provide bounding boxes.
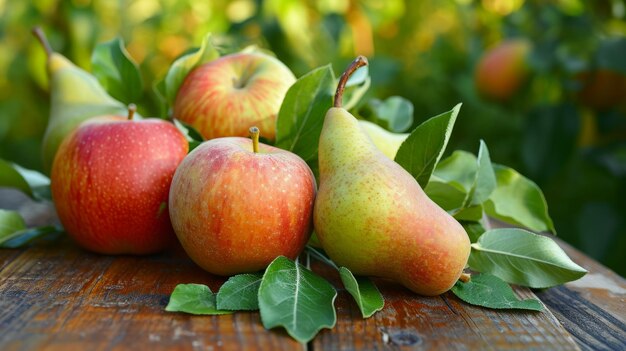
[1,189,625,350]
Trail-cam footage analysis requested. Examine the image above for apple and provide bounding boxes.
[576,69,626,111]
[173,52,296,141]
[475,39,532,101]
[168,127,316,275]
[51,106,189,254]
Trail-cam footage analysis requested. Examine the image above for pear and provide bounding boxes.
[33,27,129,173]
[314,56,470,296]
[357,120,408,159]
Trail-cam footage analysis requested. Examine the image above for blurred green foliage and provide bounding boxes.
[0,0,625,276]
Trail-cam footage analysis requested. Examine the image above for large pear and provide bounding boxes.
[314,57,470,296]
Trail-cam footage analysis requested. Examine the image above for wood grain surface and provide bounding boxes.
[312,266,579,351]
[1,189,625,350]
[536,240,626,351]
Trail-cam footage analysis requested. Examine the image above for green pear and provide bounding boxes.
[314,56,470,296]
[33,27,129,173]
[357,120,408,159]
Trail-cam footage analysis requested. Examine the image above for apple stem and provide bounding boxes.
[127,104,137,120]
[249,126,260,153]
[459,272,471,283]
[334,55,368,108]
[32,26,53,59]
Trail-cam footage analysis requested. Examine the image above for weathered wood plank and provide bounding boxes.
[312,265,580,351]
[0,241,302,350]
[536,240,626,351]
[553,240,626,324]
[0,248,22,271]
[2,189,625,350]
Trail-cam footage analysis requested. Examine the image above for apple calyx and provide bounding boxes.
[249,126,260,153]
[127,104,137,120]
[32,26,53,59]
[334,55,369,108]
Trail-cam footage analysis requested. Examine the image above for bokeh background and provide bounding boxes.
[1,0,625,275]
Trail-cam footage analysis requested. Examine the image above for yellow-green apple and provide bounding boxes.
[51,106,188,254]
[168,127,316,275]
[358,120,409,159]
[475,39,532,101]
[173,52,296,141]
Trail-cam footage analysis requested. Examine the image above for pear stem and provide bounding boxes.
[32,27,53,59]
[459,272,471,283]
[334,55,368,108]
[127,104,137,120]
[249,126,260,153]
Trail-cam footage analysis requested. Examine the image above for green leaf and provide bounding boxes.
[345,65,369,87]
[395,103,461,187]
[453,205,483,221]
[0,225,63,248]
[216,273,263,311]
[461,221,486,243]
[360,96,414,133]
[91,38,143,104]
[0,159,32,197]
[465,140,496,206]
[451,273,543,311]
[468,228,587,288]
[259,256,337,343]
[153,79,169,119]
[13,164,51,200]
[165,284,232,315]
[484,165,556,233]
[173,119,204,142]
[0,159,50,200]
[339,267,384,318]
[342,76,371,111]
[430,142,495,209]
[275,65,335,165]
[173,119,204,152]
[0,197,62,248]
[164,34,219,105]
[424,180,466,211]
[431,150,477,192]
[0,210,26,241]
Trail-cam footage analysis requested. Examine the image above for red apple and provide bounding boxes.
[168,128,316,275]
[173,52,296,141]
[576,69,626,111]
[475,39,532,101]
[51,107,189,254]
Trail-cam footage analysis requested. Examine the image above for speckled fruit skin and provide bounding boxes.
[51,116,188,255]
[173,52,296,141]
[475,39,531,101]
[314,108,470,296]
[168,137,316,276]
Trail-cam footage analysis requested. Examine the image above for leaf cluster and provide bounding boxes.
[0,35,588,344]
[163,58,587,343]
